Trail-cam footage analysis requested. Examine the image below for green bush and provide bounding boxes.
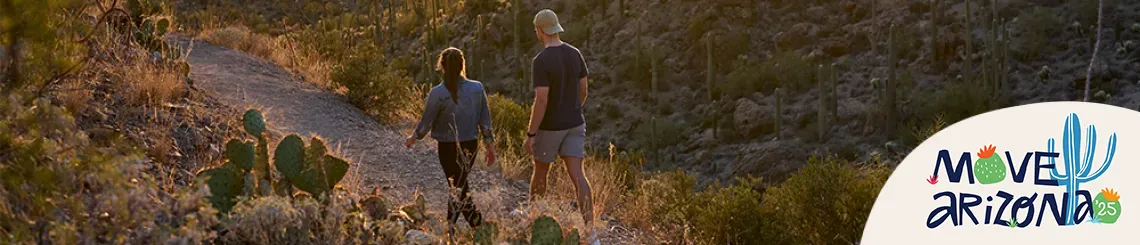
[1014,7,1063,60]
[634,118,687,149]
[488,93,529,148]
[690,176,779,244]
[332,44,416,123]
[762,155,890,244]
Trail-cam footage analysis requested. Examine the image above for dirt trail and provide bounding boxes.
[168,35,528,217]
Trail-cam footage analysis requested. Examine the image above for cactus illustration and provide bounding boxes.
[1094,188,1122,224]
[198,162,244,213]
[1047,113,1117,225]
[531,215,563,245]
[973,145,1006,184]
[474,222,499,245]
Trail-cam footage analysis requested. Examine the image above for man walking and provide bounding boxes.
[524,9,598,244]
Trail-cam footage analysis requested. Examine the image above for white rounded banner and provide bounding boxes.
[862,102,1139,244]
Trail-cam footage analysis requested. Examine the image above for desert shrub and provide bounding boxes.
[1014,7,1063,60]
[221,194,403,245]
[919,79,996,127]
[488,93,529,145]
[0,96,220,244]
[719,55,764,99]
[332,44,416,123]
[762,51,816,92]
[687,12,716,43]
[620,170,697,242]
[634,118,687,149]
[690,176,780,245]
[762,155,890,244]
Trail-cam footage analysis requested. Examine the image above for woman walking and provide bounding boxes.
[404,47,496,234]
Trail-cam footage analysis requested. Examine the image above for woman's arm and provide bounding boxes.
[478,86,495,143]
[411,89,440,141]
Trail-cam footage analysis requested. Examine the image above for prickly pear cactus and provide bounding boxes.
[361,193,393,221]
[563,228,580,245]
[225,139,255,171]
[242,171,257,196]
[973,145,1006,184]
[473,222,498,245]
[402,192,428,225]
[531,216,563,245]
[243,109,266,136]
[1094,188,1122,224]
[198,162,244,213]
[274,135,349,196]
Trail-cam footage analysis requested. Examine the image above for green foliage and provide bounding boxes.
[762,155,890,244]
[690,176,779,244]
[635,118,687,149]
[687,12,716,43]
[531,216,563,245]
[200,162,245,213]
[563,228,580,245]
[488,93,529,148]
[0,0,87,93]
[1014,7,1063,60]
[718,51,816,99]
[332,44,416,123]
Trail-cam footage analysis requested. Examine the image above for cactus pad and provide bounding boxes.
[274,135,305,181]
[243,109,266,136]
[361,195,392,221]
[254,137,270,181]
[275,135,350,196]
[198,163,244,213]
[531,216,563,245]
[563,228,580,245]
[474,222,499,245]
[225,139,255,171]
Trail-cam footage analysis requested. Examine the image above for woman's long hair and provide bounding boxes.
[436,47,466,104]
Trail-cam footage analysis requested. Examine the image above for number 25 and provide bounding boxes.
[1097,201,1118,216]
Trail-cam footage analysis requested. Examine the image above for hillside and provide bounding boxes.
[358,0,1140,187]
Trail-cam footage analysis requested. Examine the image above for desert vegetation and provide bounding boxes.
[4,0,1139,244]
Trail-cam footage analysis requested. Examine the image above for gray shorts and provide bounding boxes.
[533,123,586,163]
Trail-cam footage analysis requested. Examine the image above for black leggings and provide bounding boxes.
[437,140,482,227]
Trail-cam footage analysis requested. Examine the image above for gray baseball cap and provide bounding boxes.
[533,9,565,35]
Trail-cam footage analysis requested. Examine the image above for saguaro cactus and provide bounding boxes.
[930,0,940,68]
[883,24,898,137]
[817,65,828,141]
[706,33,717,139]
[964,0,973,80]
[774,88,783,139]
[650,44,660,165]
[1047,113,1117,225]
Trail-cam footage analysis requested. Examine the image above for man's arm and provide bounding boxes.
[528,87,550,134]
[578,77,588,106]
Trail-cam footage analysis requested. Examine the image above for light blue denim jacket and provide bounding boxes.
[412,79,494,143]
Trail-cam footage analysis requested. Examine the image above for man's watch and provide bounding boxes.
[527,132,537,138]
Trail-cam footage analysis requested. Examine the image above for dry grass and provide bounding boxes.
[197,26,334,89]
[55,80,91,114]
[113,53,186,107]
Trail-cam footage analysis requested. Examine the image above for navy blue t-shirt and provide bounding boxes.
[532,43,588,131]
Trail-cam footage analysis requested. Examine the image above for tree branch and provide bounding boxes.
[1084,0,1104,102]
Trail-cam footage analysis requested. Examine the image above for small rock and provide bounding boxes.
[733,98,770,138]
[404,230,433,245]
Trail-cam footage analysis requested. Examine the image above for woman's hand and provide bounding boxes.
[484,144,497,167]
[404,136,416,149]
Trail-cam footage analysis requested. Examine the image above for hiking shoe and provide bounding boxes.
[509,202,529,217]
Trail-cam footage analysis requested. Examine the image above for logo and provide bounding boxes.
[925,113,1121,229]
[862,102,1137,244]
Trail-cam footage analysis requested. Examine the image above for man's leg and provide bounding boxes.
[561,156,593,225]
[529,159,552,201]
[530,129,564,201]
